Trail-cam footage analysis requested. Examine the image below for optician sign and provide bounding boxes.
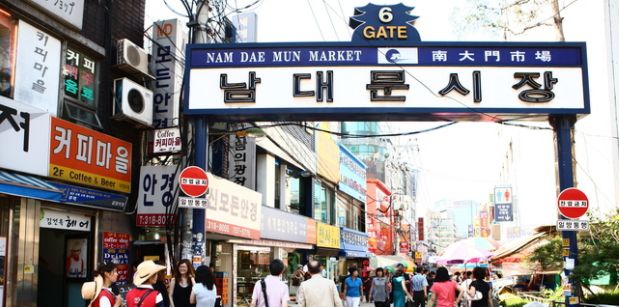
[206,173,262,240]
[136,165,178,227]
[184,4,588,122]
[261,206,316,244]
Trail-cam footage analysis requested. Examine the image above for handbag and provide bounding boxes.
[468,281,483,301]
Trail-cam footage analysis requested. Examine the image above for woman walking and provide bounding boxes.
[190,265,217,307]
[369,268,389,307]
[428,267,464,307]
[467,267,493,307]
[169,259,196,307]
[392,268,413,307]
[82,263,122,307]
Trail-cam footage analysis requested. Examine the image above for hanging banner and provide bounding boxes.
[228,134,256,189]
[151,19,187,128]
[49,117,132,193]
[14,20,62,115]
[136,165,179,227]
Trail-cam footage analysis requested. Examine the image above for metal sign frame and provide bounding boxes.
[184,41,589,121]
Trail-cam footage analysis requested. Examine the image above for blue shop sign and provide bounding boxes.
[339,145,367,202]
[340,227,369,252]
[51,182,128,211]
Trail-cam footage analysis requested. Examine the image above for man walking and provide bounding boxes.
[412,267,429,307]
[297,260,343,307]
[251,259,290,307]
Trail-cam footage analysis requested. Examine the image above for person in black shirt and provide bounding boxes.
[468,267,493,307]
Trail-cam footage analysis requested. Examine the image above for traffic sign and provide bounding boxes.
[557,188,589,219]
[179,166,209,197]
[178,196,208,209]
[557,219,589,232]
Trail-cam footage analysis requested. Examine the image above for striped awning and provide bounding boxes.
[0,170,62,202]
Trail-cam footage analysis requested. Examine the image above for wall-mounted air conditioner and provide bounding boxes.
[113,78,153,127]
[116,39,152,78]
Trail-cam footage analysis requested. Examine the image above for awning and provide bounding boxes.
[0,170,62,201]
[370,255,416,272]
[0,170,128,211]
[490,232,546,262]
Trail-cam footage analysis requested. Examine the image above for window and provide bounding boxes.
[0,10,16,98]
[313,181,334,224]
[286,167,306,214]
[274,160,281,209]
[61,46,101,129]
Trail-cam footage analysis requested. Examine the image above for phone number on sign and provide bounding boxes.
[137,214,176,227]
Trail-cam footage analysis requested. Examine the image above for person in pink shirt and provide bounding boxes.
[250,259,290,307]
[429,267,464,307]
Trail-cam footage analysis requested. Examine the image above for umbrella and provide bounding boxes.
[461,237,500,252]
[438,240,492,264]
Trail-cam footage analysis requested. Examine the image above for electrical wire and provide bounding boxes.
[305,0,326,41]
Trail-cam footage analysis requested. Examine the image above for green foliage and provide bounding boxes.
[572,212,619,287]
[541,287,563,301]
[499,296,528,307]
[584,290,619,305]
[528,236,563,271]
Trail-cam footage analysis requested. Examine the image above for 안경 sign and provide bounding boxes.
[184,4,589,122]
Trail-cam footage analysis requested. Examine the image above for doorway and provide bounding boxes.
[38,228,91,307]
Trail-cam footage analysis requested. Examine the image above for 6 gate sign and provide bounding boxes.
[557,188,589,219]
[179,166,209,197]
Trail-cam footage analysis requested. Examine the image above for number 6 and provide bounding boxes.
[379,7,393,23]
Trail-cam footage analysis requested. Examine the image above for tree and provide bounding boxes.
[452,0,566,41]
[528,236,563,271]
[572,212,619,293]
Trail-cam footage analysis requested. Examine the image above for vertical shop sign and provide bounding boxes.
[151,19,186,128]
[102,232,130,285]
[338,145,367,202]
[63,47,97,108]
[14,21,61,115]
[0,98,51,176]
[136,165,179,227]
[228,133,256,189]
[29,0,85,29]
[49,117,132,193]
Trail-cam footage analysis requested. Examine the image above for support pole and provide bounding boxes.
[551,115,579,307]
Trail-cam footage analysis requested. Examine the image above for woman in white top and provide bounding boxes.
[190,265,217,307]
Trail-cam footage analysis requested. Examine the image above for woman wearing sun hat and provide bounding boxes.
[81,263,122,307]
[126,260,167,307]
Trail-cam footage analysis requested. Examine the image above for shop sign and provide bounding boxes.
[495,203,514,222]
[340,227,369,252]
[151,19,186,128]
[51,181,128,211]
[261,206,314,243]
[40,209,90,232]
[206,173,261,239]
[317,222,340,249]
[14,21,61,115]
[418,218,424,241]
[153,127,182,154]
[228,133,256,189]
[102,232,130,285]
[136,165,178,227]
[63,48,97,108]
[49,117,132,193]
[29,0,85,29]
[0,97,51,176]
[339,145,367,202]
[185,4,588,122]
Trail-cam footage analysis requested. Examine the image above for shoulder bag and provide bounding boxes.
[468,281,483,301]
[261,279,270,307]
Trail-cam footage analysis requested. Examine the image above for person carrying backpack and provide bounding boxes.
[126,260,167,307]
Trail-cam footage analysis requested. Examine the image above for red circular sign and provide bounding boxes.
[557,188,588,219]
[179,166,209,197]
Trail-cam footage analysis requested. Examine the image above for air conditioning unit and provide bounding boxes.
[116,39,151,77]
[113,78,153,127]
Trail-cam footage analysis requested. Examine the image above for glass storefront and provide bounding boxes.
[235,246,272,307]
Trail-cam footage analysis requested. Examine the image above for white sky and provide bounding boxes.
[144,0,618,235]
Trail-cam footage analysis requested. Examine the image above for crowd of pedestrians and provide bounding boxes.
[82,258,495,307]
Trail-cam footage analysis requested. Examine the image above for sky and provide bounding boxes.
[144,0,619,236]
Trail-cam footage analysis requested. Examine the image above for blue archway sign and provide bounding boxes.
[349,3,421,43]
[184,3,589,122]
